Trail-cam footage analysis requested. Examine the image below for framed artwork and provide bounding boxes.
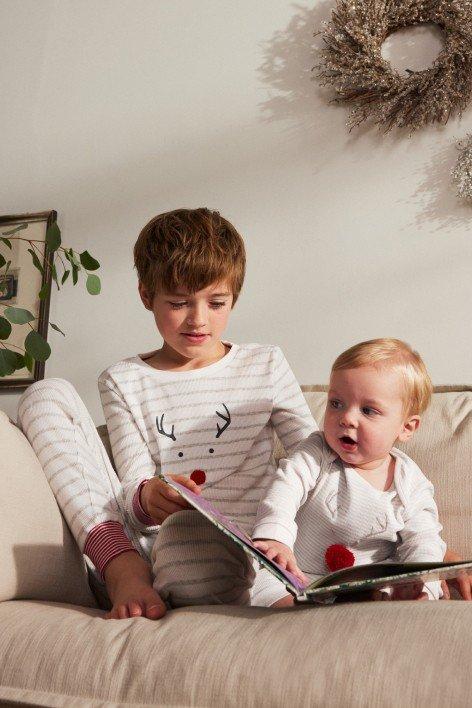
[0,210,55,390]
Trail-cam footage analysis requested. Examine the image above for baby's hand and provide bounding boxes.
[140,474,202,524]
[370,582,428,601]
[253,539,308,584]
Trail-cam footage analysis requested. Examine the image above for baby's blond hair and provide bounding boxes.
[332,338,433,417]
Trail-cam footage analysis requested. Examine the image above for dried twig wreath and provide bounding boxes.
[452,133,472,201]
[315,1,472,132]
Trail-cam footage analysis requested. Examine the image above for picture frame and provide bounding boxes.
[0,210,55,390]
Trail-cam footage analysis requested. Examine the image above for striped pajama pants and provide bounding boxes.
[17,378,288,608]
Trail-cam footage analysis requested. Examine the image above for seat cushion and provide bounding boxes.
[0,599,471,706]
[0,411,96,607]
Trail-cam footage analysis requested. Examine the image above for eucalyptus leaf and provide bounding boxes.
[51,263,60,290]
[0,254,5,269]
[46,222,61,252]
[0,317,12,340]
[0,348,18,377]
[38,283,50,301]
[86,274,101,295]
[61,269,70,285]
[24,351,34,373]
[72,264,79,285]
[25,330,51,362]
[80,250,100,271]
[71,250,81,268]
[1,223,28,236]
[50,322,66,337]
[27,248,44,275]
[3,307,35,325]
[65,248,81,268]
[13,352,26,371]
[1,237,12,249]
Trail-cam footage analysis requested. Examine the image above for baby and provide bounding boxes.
[253,338,446,601]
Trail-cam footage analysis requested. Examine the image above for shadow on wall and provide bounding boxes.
[257,1,335,131]
[408,140,472,232]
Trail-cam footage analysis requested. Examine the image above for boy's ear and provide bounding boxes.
[138,282,153,310]
[397,415,421,443]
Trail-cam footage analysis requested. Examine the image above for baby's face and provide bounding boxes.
[324,366,417,471]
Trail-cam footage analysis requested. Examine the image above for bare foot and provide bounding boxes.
[103,551,167,620]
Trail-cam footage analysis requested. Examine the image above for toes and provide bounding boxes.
[146,600,166,619]
[117,604,130,619]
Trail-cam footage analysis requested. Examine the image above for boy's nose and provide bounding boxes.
[186,308,206,327]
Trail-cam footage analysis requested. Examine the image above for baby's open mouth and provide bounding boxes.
[340,435,356,444]
[339,435,357,450]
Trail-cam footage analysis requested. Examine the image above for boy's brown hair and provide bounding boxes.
[332,338,433,416]
[134,208,246,305]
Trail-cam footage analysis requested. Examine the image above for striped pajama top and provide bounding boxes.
[92,342,317,573]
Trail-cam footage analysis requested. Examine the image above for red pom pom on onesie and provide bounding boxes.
[325,544,355,572]
[190,469,206,485]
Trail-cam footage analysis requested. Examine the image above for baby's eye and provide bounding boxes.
[362,407,378,416]
[329,399,342,409]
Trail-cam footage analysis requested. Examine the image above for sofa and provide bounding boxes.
[0,385,471,707]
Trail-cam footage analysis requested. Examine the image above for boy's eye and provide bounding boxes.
[169,301,187,309]
[329,399,342,409]
[210,301,226,309]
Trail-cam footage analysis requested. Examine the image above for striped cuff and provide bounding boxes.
[84,521,138,578]
[132,479,155,526]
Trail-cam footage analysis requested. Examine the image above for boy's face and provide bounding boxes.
[139,280,233,364]
[324,366,420,471]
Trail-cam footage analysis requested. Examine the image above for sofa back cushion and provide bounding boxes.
[280,386,471,558]
[0,411,97,606]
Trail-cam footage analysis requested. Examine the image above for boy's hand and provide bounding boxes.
[253,538,308,584]
[441,549,472,601]
[140,474,202,524]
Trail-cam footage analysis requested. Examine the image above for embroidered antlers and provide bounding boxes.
[216,403,231,438]
[155,404,231,444]
[156,414,176,441]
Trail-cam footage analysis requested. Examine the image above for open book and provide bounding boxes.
[162,474,472,603]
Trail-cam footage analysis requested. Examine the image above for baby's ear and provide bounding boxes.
[397,415,421,443]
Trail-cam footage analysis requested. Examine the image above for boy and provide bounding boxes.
[17,208,316,616]
[253,338,446,601]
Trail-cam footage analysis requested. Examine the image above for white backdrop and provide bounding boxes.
[1,0,471,423]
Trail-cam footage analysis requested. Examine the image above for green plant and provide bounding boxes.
[0,221,101,377]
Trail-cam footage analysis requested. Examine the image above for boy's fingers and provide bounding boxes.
[154,496,190,515]
[253,541,269,552]
[159,485,190,505]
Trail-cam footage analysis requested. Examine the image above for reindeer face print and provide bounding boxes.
[155,404,232,471]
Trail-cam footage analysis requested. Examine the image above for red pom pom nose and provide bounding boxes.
[190,469,206,485]
[325,544,355,572]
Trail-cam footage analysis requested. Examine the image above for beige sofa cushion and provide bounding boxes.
[1,599,471,706]
[283,386,472,557]
[0,411,96,607]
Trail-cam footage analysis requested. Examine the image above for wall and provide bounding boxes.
[1,0,471,423]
